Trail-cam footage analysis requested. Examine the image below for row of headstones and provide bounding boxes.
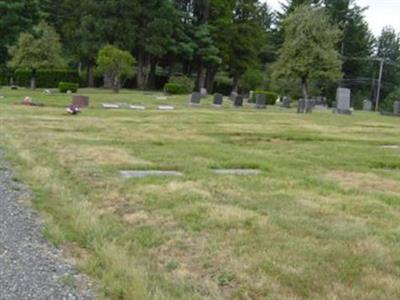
[189,92,281,109]
[297,88,353,114]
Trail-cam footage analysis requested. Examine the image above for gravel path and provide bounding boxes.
[0,153,94,300]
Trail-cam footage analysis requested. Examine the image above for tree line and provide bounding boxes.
[1,0,400,105]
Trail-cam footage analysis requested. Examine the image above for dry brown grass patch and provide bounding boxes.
[57,145,152,166]
[328,170,400,194]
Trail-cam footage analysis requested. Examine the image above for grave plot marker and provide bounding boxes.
[256,94,266,109]
[120,170,183,178]
[334,88,352,115]
[233,95,243,108]
[213,93,223,107]
[363,99,372,111]
[189,92,201,106]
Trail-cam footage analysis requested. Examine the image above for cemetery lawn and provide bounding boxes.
[2,88,400,300]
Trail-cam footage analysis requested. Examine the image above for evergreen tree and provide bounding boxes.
[0,0,39,65]
[324,0,374,87]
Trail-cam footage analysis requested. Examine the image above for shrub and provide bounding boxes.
[166,75,194,94]
[58,82,79,93]
[252,90,279,105]
[96,45,136,93]
[164,83,185,94]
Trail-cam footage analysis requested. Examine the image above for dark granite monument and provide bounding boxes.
[189,92,201,106]
[213,93,223,106]
[234,95,243,107]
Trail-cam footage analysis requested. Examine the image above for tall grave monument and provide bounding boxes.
[334,88,352,115]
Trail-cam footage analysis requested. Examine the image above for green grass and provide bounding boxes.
[1,87,400,299]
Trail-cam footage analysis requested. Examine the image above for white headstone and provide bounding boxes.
[200,88,207,97]
[336,88,351,110]
[363,99,372,111]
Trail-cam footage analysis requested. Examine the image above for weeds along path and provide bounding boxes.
[0,152,94,300]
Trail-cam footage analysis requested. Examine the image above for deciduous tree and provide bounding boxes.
[96,45,135,93]
[8,21,65,89]
[273,5,342,101]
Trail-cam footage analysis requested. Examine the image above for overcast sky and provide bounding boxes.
[267,0,400,36]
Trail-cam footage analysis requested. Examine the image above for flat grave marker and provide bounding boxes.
[129,105,146,110]
[102,103,120,109]
[211,169,261,175]
[158,105,175,111]
[120,170,183,178]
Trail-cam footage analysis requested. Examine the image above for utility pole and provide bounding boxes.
[375,58,384,111]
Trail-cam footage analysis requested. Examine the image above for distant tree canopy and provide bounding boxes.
[8,21,65,89]
[1,0,399,105]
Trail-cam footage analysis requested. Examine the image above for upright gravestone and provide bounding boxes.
[297,99,305,113]
[189,92,201,106]
[394,101,400,114]
[213,93,223,106]
[335,88,352,115]
[234,95,243,107]
[72,95,89,108]
[200,88,207,98]
[282,96,291,108]
[103,73,113,89]
[230,92,238,101]
[255,94,266,109]
[249,90,254,103]
[363,99,372,111]
[305,99,314,113]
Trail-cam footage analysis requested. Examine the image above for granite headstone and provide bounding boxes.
[335,88,352,114]
[394,101,400,114]
[189,92,201,105]
[213,93,223,106]
[256,94,266,109]
[297,99,305,113]
[363,99,372,111]
[234,95,243,107]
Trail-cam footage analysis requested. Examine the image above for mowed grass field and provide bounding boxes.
[1,88,400,299]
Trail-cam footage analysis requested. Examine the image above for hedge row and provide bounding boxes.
[13,69,80,88]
